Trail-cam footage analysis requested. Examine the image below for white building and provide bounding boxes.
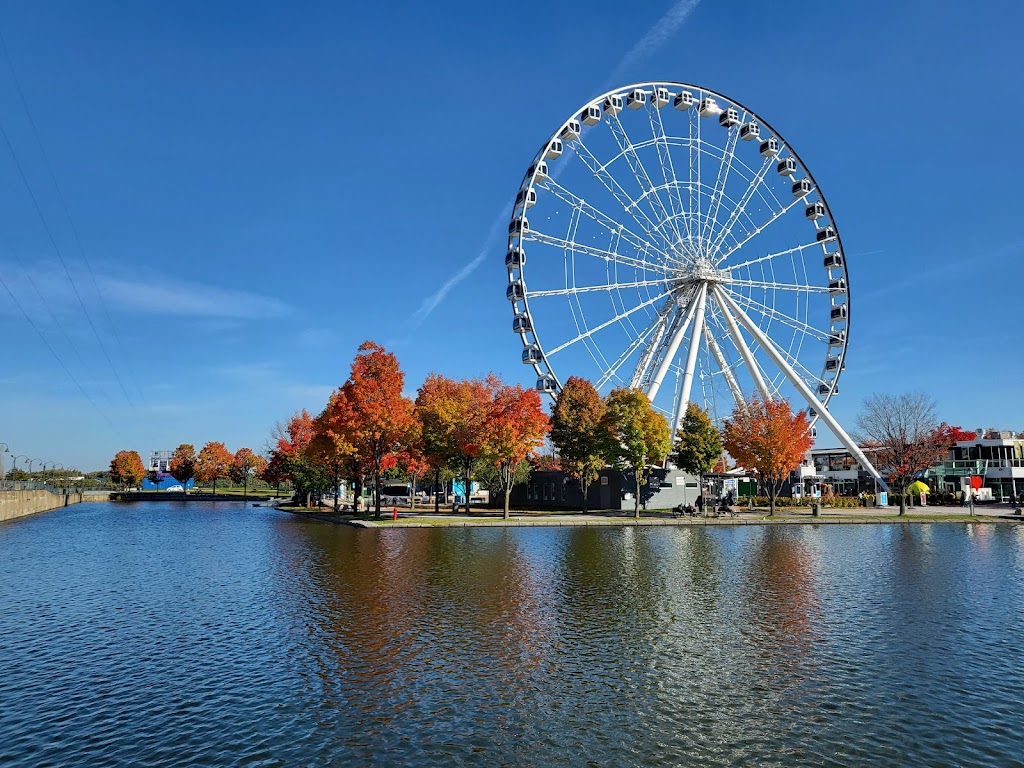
[149,450,173,474]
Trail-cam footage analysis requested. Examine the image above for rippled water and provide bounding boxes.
[2,502,1024,766]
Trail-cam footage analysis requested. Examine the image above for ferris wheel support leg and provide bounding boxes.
[710,288,773,402]
[646,287,700,401]
[704,324,745,412]
[673,283,708,434]
[713,286,889,491]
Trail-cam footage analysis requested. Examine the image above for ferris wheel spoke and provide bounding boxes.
[538,177,674,264]
[630,296,676,389]
[723,240,822,273]
[646,103,692,245]
[571,137,678,254]
[523,229,669,275]
[728,278,830,294]
[708,286,773,402]
[596,311,664,390]
[605,112,683,249]
[714,196,804,266]
[703,324,745,411]
[707,153,776,256]
[700,125,742,252]
[545,289,672,357]
[724,287,831,343]
[647,284,704,401]
[528,278,669,298]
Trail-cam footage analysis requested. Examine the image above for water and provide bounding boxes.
[2,502,1023,767]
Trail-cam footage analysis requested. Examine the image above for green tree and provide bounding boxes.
[551,376,606,512]
[600,387,672,519]
[673,402,723,508]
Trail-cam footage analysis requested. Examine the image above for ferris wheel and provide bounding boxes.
[505,81,883,484]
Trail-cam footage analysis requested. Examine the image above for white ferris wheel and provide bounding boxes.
[505,81,884,485]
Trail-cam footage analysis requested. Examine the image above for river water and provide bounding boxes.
[2,502,1023,767]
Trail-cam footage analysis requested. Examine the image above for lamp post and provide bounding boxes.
[12,454,28,475]
[0,443,8,482]
[53,463,65,491]
[43,461,54,486]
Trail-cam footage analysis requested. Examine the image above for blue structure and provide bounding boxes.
[142,472,194,491]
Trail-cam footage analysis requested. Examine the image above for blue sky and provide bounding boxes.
[0,0,1020,471]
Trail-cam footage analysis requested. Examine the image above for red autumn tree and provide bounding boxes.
[481,383,550,519]
[109,450,145,490]
[260,451,288,495]
[334,341,416,518]
[415,373,494,514]
[722,398,813,516]
[195,441,233,496]
[393,421,430,509]
[931,422,977,446]
[168,443,197,493]
[269,409,321,506]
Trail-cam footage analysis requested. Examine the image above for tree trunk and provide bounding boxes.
[899,491,907,516]
[634,467,641,519]
[464,461,472,515]
[504,484,511,519]
[411,473,417,510]
[769,484,777,516]
[581,478,589,513]
[243,476,248,505]
[374,471,382,518]
[213,477,217,497]
[434,469,440,514]
[333,470,339,513]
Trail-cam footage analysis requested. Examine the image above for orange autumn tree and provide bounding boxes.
[416,373,493,515]
[481,383,550,519]
[109,450,145,490]
[168,443,197,493]
[270,409,320,506]
[336,341,416,518]
[309,388,362,513]
[196,441,233,496]
[722,398,813,516]
[230,447,266,502]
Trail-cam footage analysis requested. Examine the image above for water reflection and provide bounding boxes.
[2,505,1024,766]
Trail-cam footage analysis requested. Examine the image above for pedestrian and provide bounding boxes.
[696,494,705,516]
[960,491,967,508]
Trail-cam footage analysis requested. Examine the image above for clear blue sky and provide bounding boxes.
[0,0,1020,471]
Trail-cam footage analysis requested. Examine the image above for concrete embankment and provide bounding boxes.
[0,490,85,523]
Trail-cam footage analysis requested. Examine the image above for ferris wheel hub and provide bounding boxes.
[673,256,728,293]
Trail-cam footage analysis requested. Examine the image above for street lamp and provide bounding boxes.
[0,443,8,483]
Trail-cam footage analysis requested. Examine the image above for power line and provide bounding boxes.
[0,269,120,435]
[0,29,148,408]
[0,108,138,411]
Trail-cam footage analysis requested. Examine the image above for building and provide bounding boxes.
[795,429,1024,501]
[149,450,173,474]
[927,430,1024,500]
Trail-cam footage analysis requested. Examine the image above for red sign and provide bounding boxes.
[970,476,983,490]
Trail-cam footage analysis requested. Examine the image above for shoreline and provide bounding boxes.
[280,506,1024,529]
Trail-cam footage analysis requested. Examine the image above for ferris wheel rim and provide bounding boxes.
[506,80,851,421]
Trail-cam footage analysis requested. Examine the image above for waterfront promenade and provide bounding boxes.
[287,504,1024,528]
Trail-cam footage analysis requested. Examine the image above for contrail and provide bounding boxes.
[606,0,702,86]
[411,0,702,327]
[410,211,507,328]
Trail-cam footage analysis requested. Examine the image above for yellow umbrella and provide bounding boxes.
[906,481,930,495]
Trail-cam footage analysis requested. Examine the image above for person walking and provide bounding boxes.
[696,493,705,517]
